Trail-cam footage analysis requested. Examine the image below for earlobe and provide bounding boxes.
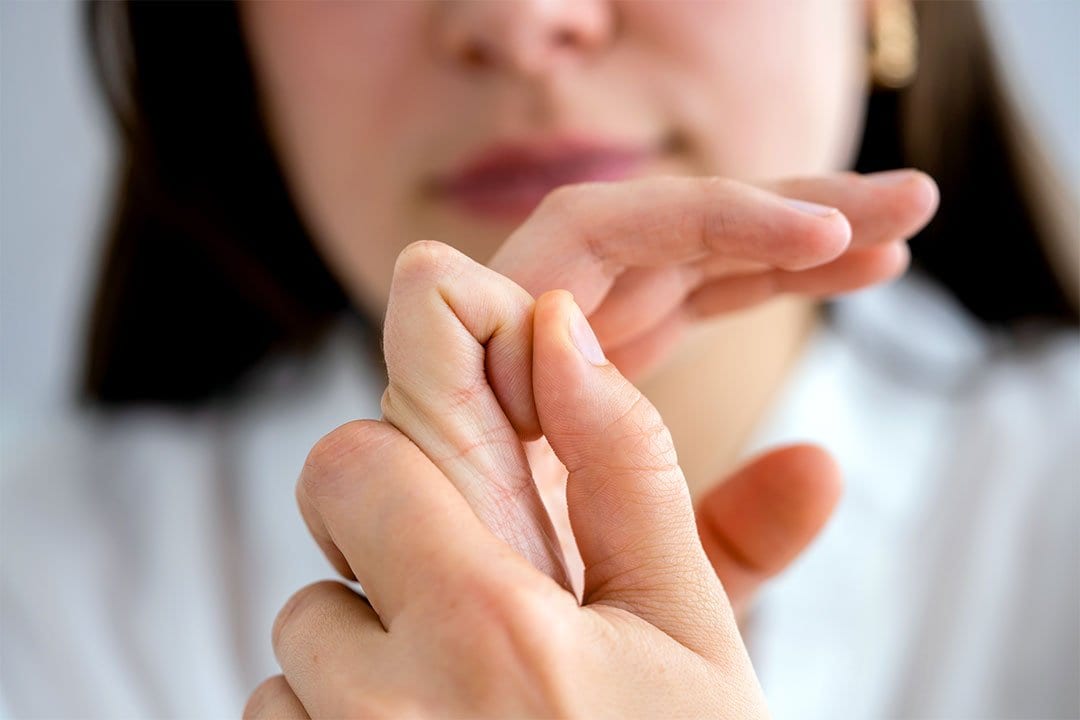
[868,0,919,89]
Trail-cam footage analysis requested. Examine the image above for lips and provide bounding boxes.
[431,137,654,221]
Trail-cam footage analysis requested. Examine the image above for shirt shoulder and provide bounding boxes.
[1,316,385,718]
[750,272,1079,720]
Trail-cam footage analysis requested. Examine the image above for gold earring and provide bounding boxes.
[870,0,918,89]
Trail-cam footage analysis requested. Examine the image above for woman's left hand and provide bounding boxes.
[490,170,939,379]
[245,290,771,719]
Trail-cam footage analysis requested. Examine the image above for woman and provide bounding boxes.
[2,1,1076,717]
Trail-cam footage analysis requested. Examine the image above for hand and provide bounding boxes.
[246,290,770,719]
[491,170,938,379]
[309,241,840,607]
[365,170,923,600]
[365,171,932,584]
[247,169,930,714]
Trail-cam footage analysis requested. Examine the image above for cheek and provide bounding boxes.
[637,1,867,179]
[241,0,870,312]
[241,1,435,310]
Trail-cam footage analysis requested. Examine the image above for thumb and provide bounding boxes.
[696,444,842,614]
[532,290,737,658]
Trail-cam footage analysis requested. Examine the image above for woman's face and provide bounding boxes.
[241,0,868,314]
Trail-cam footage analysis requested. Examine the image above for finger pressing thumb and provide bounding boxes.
[532,290,738,658]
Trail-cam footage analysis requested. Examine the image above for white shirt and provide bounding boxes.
[2,274,1077,718]
[746,275,1079,719]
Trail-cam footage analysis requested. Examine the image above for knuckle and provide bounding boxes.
[534,182,628,275]
[699,180,742,244]
[301,419,396,500]
[393,240,463,283]
[341,690,426,720]
[242,675,290,719]
[381,367,485,423]
[271,581,338,656]
[687,177,737,252]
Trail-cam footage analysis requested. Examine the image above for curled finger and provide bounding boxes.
[243,676,309,720]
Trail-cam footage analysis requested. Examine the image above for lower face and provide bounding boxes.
[241,0,869,315]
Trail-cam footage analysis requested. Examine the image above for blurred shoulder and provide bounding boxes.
[753,273,1078,719]
[1,313,382,501]
[0,315,383,716]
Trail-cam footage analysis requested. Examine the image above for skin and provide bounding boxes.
[263,279,771,718]
[244,0,867,313]
[238,1,941,716]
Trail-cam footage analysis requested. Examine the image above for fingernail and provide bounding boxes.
[865,169,917,186]
[568,302,607,366]
[783,197,838,217]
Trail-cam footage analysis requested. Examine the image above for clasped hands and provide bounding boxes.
[245,172,938,718]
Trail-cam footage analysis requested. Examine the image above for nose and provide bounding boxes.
[436,0,615,78]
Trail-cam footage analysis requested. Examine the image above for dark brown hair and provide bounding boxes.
[83,1,351,405]
[82,1,1077,406]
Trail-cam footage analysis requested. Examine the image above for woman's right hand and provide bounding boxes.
[490,170,938,379]
[255,224,859,714]
[254,290,779,719]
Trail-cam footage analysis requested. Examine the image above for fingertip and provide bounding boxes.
[910,169,940,206]
[889,241,912,275]
[781,204,853,271]
[862,242,913,286]
[769,443,844,508]
[766,444,843,534]
[533,290,573,360]
[881,170,941,235]
[533,289,576,329]
[903,170,941,230]
[831,211,855,256]
[532,290,583,407]
[534,289,609,366]
[875,169,940,237]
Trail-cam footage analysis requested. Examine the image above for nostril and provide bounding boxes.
[552,28,577,48]
[461,39,493,69]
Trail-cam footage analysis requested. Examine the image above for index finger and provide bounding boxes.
[489,175,852,313]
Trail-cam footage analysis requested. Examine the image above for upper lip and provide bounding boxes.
[430,135,655,196]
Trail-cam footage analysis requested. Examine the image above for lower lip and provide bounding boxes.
[436,152,650,222]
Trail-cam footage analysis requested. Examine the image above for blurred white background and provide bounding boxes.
[1,1,1078,441]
